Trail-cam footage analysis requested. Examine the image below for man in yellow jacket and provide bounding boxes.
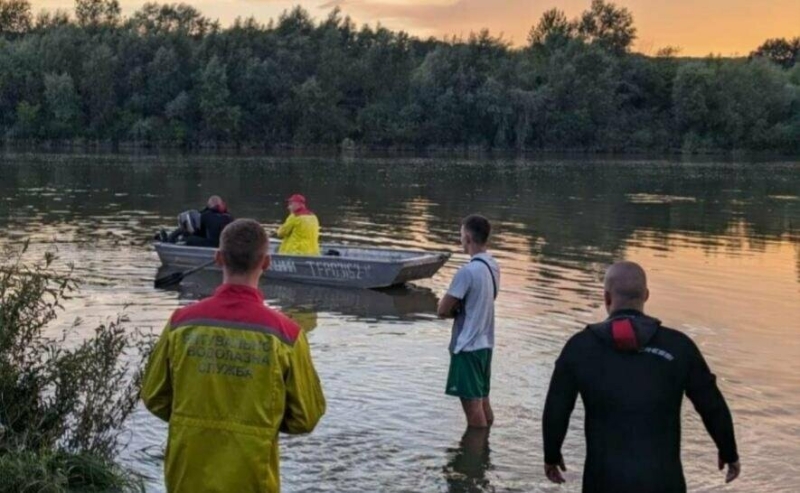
[141,219,326,493]
[276,194,320,256]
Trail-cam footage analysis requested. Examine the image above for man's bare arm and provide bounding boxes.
[437,294,461,318]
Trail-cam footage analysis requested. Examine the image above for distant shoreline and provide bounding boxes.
[0,145,800,166]
[2,142,798,164]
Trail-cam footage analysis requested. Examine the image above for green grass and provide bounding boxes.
[0,450,145,493]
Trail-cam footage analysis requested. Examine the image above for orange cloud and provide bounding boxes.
[316,0,576,44]
[30,0,800,55]
[327,0,800,54]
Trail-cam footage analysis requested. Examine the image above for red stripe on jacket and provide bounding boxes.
[169,284,301,344]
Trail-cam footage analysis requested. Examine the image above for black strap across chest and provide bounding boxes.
[470,257,498,300]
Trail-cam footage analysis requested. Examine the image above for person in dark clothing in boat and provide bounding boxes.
[542,261,740,493]
[157,196,234,248]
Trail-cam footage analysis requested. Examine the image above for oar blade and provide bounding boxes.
[153,258,216,289]
[154,272,184,289]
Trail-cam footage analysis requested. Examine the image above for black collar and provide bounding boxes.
[608,308,645,319]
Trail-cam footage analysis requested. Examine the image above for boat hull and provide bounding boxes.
[154,242,450,289]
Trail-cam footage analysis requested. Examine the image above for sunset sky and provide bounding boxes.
[32,0,800,56]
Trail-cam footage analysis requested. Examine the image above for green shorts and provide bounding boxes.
[446,348,492,399]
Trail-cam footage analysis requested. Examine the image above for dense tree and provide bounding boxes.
[75,0,121,28]
[673,63,714,138]
[33,9,70,31]
[576,0,636,54]
[11,100,40,138]
[751,37,800,69]
[129,2,215,37]
[537,41,622,148]
[0,0,31,34]
[43,72,81,138]
[81,44,117,138]
[0,1,795,152]
[528,9,574,50]
[198,56,241,143]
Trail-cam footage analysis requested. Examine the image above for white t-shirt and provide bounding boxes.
[447,252,500,354]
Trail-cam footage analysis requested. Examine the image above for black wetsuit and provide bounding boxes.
[185,207,233,248]
[542,309,738,493]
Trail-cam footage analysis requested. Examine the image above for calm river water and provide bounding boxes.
[1,154,798,492]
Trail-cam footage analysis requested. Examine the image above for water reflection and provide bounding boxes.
[1,155,799,492]
[283,308,319,332]
[3,157,799,284]
[157,267,439,323]
[444,427,493,493]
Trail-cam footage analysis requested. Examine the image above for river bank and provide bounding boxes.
[2,144,799,164]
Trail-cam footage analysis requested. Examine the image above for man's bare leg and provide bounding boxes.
[482,397,494,427]
[461,398,488,428]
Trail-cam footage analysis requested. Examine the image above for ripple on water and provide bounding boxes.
[1,156,799,492]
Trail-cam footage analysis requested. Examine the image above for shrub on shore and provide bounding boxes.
[0,243,154,492]
[0,450,145,493]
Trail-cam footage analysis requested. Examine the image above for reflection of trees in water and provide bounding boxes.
[443,427,493,493]
[282,308,318,332]
[795,235,800,284]
[1,156,798,269]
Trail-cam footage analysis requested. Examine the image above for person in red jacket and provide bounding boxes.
[542,261,740,493]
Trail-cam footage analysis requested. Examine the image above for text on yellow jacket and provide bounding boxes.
[141,284,326,493]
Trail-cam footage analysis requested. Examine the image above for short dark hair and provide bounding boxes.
[220,219,268,275]
[462,214,491,245]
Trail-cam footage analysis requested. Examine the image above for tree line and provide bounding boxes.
[0,0,798,152]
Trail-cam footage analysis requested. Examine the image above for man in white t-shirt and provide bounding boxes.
[437,215,500,428]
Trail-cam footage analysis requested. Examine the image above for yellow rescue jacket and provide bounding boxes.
[141,284,326,493]
[276,211,320,256]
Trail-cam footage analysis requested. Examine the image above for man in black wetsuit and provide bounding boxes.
[542,261,740,493]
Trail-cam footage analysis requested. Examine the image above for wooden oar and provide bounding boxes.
[154,259,217,289]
